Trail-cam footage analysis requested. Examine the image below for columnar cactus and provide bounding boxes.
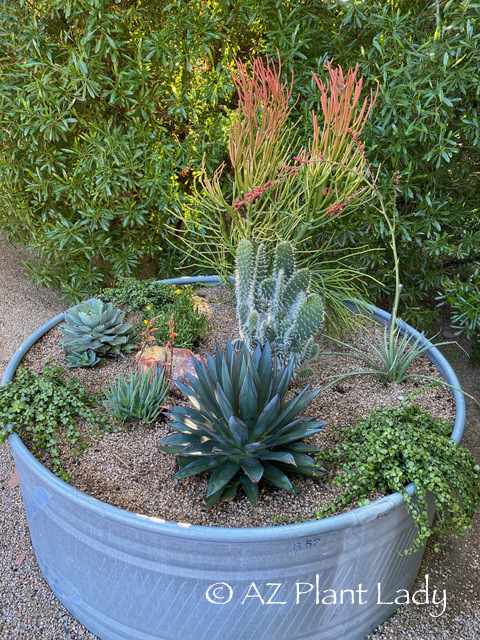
[235,239,324,374]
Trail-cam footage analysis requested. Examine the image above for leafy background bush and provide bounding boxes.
[315,0,480,341]
[1,0,478,346]
[0,0,240,298]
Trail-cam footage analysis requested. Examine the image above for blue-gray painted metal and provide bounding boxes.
[4,278,466,640]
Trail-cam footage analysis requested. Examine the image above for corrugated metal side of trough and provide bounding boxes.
[4,277,466,640]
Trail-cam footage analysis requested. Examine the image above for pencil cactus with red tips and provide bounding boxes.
[299,61,378,226]
[311,61,378,162]
[181,55,378,328]
[229,52,295,198]
[159,341,325,508]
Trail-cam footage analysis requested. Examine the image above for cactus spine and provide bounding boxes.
[235,239,323,373]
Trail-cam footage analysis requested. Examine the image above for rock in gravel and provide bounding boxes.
[137,346,204,396]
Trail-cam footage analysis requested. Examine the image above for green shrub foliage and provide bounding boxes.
[0,0,241,299]
[314,0,480,338]
[1,0,479,341]
[97,278,210,349]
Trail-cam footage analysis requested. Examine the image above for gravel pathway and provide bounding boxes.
[1,232,479,639]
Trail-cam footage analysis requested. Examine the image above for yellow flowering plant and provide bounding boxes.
[97,278,210,349]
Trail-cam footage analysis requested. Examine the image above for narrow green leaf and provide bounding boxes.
[239,457,264,483]
[228,415,249,445]
[206,461,240,497]
[259,451,297,465]
[262,462,295,493]
[251,395,281,440]
[240,473,259,504]
[173,457,219,479]
[202,485,227,509]
[238,370,258,429]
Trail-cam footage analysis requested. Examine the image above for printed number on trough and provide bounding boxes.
[293,538,321,550]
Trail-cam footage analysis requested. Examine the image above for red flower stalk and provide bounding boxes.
[392,171,401,214]
[232,152,314,210]
[165,314,178,349]
[136,315,161,371]
[325,187,364,217]
[164,314,177,380]
[141,318,159,341]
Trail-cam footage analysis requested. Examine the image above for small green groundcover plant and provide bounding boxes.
[0,365,109,480]
[160,340,326,508]
[97,277,210,349]
[317,403,480,554]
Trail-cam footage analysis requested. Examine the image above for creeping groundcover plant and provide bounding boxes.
[318,402,480,555]
[1,53,480,640]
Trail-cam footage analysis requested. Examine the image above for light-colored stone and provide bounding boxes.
[137,345,204,396]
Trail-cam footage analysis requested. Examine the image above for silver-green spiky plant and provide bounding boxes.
[104,367,169,424]
[59,298,137,367]
[235,239,324,374]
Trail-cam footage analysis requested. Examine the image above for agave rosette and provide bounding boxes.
[104,367,169,424]
[160,341,325,507]
[59,298,137,366]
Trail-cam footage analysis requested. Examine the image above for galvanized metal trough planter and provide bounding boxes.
[3,276,466,640]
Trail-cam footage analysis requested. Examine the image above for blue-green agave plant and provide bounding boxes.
[59,298,137,367]
[159,341,325,507]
